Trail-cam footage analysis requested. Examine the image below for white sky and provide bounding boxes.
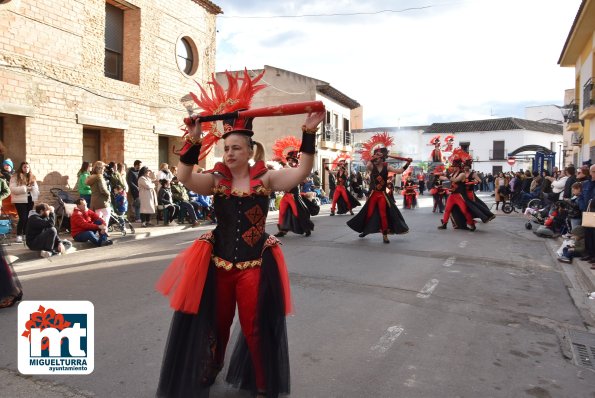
[215,0,581,127]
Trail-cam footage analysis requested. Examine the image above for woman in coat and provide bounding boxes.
[10,161,39,243]
[138,166,157,227]
[494,172,509,210]
[85,161,111,224]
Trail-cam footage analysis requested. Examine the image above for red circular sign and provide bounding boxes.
[507,157,516,166]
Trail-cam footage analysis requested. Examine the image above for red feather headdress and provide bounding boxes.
[187,69,267,160]
[448,147,472,167]
[359,132,394,162]
[331,153,351,170]
[272,136,302,164]
[433,164,446,175]
[429,135,441,146]
[444,135,455,142]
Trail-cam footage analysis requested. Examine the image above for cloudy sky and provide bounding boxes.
[215,0,581,128]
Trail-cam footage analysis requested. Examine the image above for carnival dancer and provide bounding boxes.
[429,165,448,213]
[402,174,419,209]
[443,135,455,153]
[155,69,325,398]
[328,153,360,216]
[347,132,410,243]
[449,158,495,227]
[0,245,22,308]
[429,135,443,163]
[386,175,396,204]
[271,136,314,237]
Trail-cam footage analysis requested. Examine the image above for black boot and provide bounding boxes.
[359,232,367,238]
[304,230,311,237]
[274,229,287,237]
[382,233,390,244]
[330,210,335,216]
[437,220,447,230]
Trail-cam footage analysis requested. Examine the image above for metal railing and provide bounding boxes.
[584,78,593,111]
[489,149,507,160]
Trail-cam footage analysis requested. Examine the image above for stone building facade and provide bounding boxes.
[0,0,220,202]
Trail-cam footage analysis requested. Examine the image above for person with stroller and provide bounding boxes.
[70,198,112,247]
[10,161,39,244]
[25,203,70,257]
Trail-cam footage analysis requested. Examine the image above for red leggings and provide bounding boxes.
[442,193,475,226]
[214,267,265,390]
[331,185,351,211]
[366,191,388,231]
[278,193,298,226]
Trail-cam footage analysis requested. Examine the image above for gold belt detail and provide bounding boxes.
[212,255,262,271]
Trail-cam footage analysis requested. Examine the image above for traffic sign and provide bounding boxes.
[507,157,516,166]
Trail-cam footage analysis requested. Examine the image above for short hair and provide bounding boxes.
[35,203,50,214]
[134,160,142,167]
[566,165,576,176]
[75,198,86,205]
[571,182,582,190]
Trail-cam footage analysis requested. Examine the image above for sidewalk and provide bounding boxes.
[3,220,216,266]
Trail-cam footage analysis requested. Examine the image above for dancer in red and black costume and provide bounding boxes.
[272,136,314,238]
[155,69,325,398]
[328,154,360,216]
[449,159,495,228]
[402,174,418,209]
[347,133,410,243]
[430,165,449,213]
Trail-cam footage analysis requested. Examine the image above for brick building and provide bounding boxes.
[0,0,221,202]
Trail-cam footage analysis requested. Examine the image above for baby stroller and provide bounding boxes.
[108,211,135,236]
[50,188,77,232]
[501,190,543,214]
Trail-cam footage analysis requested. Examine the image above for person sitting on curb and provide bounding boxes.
[157,179,179,226]
[25,203,71,258]
[70,198,113,247]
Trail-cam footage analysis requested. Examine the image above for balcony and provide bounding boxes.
[489,149,507,160]
[320,127,352,149]
[583,78,593,111]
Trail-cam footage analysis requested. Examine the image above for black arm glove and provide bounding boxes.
[179,143,202,166]
[402,161,410,171]
[299,125,317,155]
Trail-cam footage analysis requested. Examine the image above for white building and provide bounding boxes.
[351,126,428,167]
[423,118,563,174]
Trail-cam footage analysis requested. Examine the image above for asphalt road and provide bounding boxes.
[1,194,594,398]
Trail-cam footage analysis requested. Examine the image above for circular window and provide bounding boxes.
[176,37,198,76]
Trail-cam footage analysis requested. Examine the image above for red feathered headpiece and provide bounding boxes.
[272,136,302,164]
[433,164,446,175]
[448,147,472,167]
[187,69,267,160]
[429,135,441,146]
[331,153,351,170]
[360,132,394,162]
[444,135,454,143]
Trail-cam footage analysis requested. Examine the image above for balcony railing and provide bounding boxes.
[344,130,351,146]
[489,149,507,160]
[322,127,351,147]
[584,78,593,111]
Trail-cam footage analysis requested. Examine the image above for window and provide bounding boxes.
[492,165,502,175]
[176,37,198,75]
[105,3,123,80]
[492,140,505,160]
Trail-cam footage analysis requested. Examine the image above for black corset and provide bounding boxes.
[371,164,388,191]
[212,194,270,263]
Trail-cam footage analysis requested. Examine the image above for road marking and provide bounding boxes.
[370,325,404,354]
[459,241,468,248]
[417,279,439,298]
[443,256,456,267]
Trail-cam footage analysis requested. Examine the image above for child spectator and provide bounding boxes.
[114,185,128,216]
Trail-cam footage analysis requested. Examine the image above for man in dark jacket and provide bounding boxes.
[126,160,142,222]
[25,203,69,257]
[563,165,577,200]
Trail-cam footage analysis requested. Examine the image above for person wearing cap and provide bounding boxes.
[1,158,13,182]
[155,70,325,398]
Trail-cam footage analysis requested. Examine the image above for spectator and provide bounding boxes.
[487,173,494,192]
[562,165,577,200]
[86,161,112,224]
[577,164,595,268]
[521,170,533,193]
[126,160,142,223]
[115,163,129,192]
[576,165,589,184]
[138,166,157,227]
[77,161,92,204]
[0,172,9,201]
[169,165,178,177]
[325,166,336,200]
[25,203,69,257]
[494,172,508,210]
[157,179,179,226]
[312,170,321,187]
[1,158,13,182]
[170,176,200,226]
[156,163,174,182]
[546,170,568,202]
[70,198,112,247]
[10,161,39,243]
[108,161,127,194]
[113,185,128,216]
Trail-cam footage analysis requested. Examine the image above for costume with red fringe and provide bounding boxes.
[443,135,455,153]
[272,137,315,237]
[329,153,360,215]
[347,133,409,238]
[429,135,443,162]
[402,176,419,209]
[429,164,448,213]
[156,70,308,398]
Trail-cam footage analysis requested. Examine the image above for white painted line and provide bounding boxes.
[417,279,439,299]
[370,325,404,354]
[443,256,456,267]
[459,241,468,248]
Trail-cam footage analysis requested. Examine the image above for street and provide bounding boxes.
[1,194,594,398]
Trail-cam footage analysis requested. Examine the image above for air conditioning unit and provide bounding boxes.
[571,132,583,146]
